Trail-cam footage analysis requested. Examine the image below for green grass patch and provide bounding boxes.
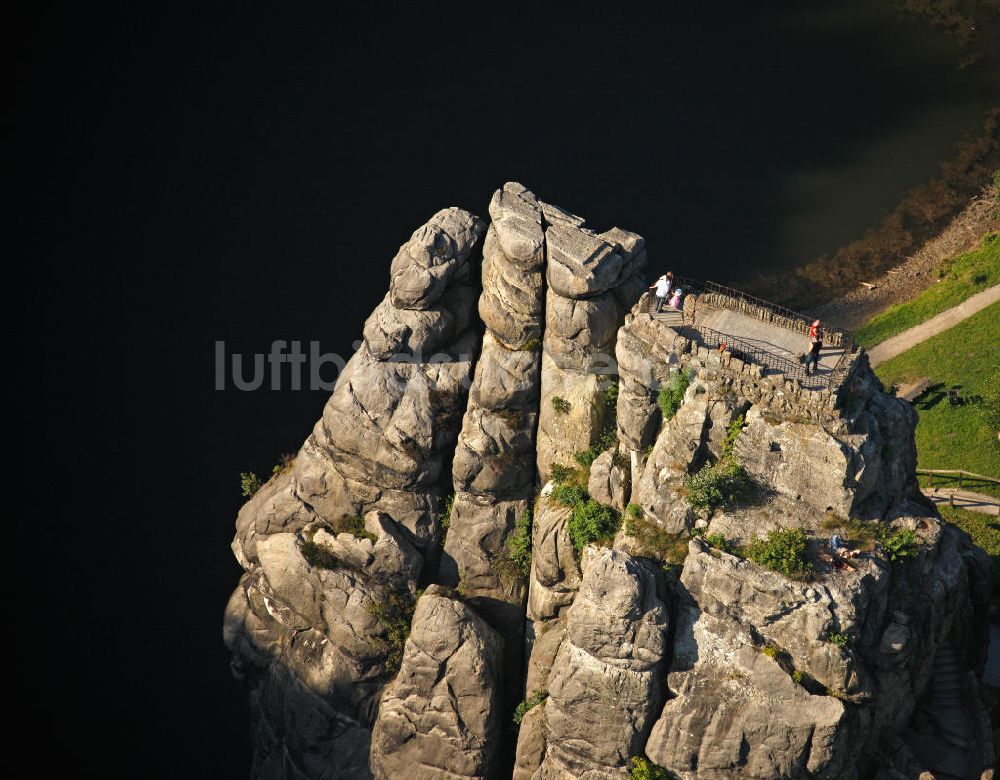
[704,533,739,556]
[873,302,1000,493]
[332,514,379,543]
[300,540,340,570]
[856,233,999,347]
[624,513,690,566]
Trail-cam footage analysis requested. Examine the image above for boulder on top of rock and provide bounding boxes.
[539,200,586,228]
[588,448,629,512]
[488,182,545,269]
[599,226,647,280]
[389,207,485,310]
[545,222,625,299]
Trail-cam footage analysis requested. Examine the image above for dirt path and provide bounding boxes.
[923,487,1000,516]
[866,284,1000,367]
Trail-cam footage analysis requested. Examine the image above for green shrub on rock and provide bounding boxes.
[657,370,692,421]
[629,755,675,780]
[551,396,572,415]
[746,528,813,578]
[684,460,756,513]
[240,472,262,497]
[551,483,587,507]
[882,528,919,562]
[300,540,339,570]
[508,510,533,576]
[567,499,621,556]
[513,690,548,725]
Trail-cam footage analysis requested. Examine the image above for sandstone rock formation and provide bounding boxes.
[536,221,646,479]
[225,207,485,778]
[370,586,502,780]
[226,187,994,780]
[530,547,668,778]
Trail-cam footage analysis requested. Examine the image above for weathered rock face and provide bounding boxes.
[588,448,630,512]
[526,492,581,623]
[226,187,994,780]
[439,187,546,759]
[734,397,918,520]
[478,183,546,350]
[535,217,646,480]
[450,334,540,500]
[389,207,484,310]
[633,379,743,533]
[370,587,502,780]
[224,508,424,779]
[527,547,668,779]
[644,508,990,780]
[225,208,485,778]
[290,205,485,553]
[647,633,852,779]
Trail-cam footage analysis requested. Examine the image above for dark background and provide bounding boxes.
[16,2,997,776]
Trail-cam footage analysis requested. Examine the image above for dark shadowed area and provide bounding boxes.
[15,2,997,776]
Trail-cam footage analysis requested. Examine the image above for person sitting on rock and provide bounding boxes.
[831,533,859,560]
[649,272,673,313]
[669,287,683,310]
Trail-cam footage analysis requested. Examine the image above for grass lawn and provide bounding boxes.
[855,232,999,347]
[937,504,1000,594]
[873,302,1000,494]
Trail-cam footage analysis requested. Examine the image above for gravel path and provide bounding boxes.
[866,285,1000,367]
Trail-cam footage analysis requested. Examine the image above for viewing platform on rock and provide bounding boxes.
[647,277,858,392]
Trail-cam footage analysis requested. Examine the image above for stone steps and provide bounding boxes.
[920,645,975,777]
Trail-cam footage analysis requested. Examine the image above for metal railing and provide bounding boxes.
[671,276,851,348]
[676,322,846,391]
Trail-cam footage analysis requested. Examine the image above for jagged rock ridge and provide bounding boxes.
[225,184,994,780]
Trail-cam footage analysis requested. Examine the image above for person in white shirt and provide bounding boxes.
[649,271,673,313]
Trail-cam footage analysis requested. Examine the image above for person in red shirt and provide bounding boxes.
[806,319,824,375]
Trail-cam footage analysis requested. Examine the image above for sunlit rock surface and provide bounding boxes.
[225,186,993,780]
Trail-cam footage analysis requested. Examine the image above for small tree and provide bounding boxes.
[240,472,262,497]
